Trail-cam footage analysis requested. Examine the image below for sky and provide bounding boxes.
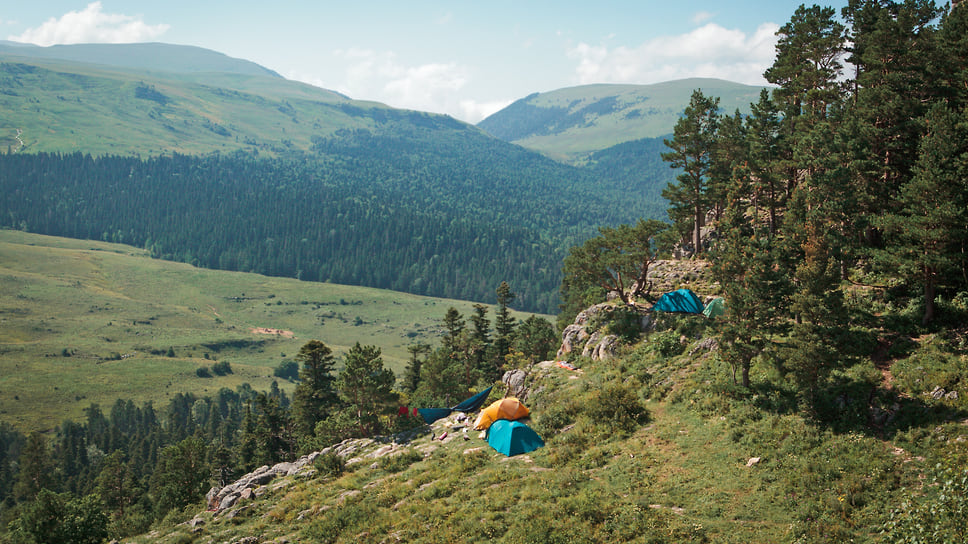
[2,1,859,123]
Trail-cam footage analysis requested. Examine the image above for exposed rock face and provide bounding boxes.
[207,453,320,512]
[557,303,611,360]
[503,369,529,401]
[556,303,630,362]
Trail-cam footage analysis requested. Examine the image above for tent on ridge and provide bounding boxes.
[651,288,704,314]
[486,419,544,457]
[473,397,529,430]
[417,386,494,425]
[703,297,725,319]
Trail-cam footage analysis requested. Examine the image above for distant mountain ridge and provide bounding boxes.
[478,78,767,161]
[0,41,281,78]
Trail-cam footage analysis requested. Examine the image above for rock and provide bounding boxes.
[503,369,529,401]
[746,457,762,467]
[592,334,619,360]
[205,486,220,509]
[581,331,603,358]
[930,386,946,400]
[689,337,719,355]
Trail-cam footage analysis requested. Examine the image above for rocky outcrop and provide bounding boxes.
[557,303,618,361]
[503,369,529,401]
[556,303,633,362]
[207,453,321,512]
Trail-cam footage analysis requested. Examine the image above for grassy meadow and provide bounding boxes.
[0,230,546,432]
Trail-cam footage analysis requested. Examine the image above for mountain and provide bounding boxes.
[478,78,767,161]
[0,41,282,78]
[0,42,383,157]
[0,43,672,314]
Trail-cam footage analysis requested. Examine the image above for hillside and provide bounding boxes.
[477,78,766,161]
[0,230,547,432]
[120,293,968,543]
[0,42,282,78]
[0,43,683,313]
[0,44,376,157]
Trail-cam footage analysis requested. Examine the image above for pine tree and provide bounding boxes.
[402,343,431,393]
[661,89,720,254]
[291,340,338,443]
[336,343,397,437]
[492,281,517,375]
[874,103,968,325]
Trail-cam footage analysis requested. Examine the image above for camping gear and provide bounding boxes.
[556,360,578,371]
[417,386,494,424]
[651,288,704,314]
[473,397,529,430]
[417,408,454,424]
[703,297,725,319]
[486,419,544,456]
[451,386,494,412]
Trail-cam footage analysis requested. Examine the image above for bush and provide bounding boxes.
[313,452,346,478]
[274,360,300,381]
[647,330,684,358]
[195,367,212,378]
[378,449,423,473]
[585,381,649,434]
[211,360,233,376]
[607,307,644,343]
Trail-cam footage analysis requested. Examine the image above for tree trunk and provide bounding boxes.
[923,273,936,326]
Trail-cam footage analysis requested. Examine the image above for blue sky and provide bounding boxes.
[1,1,862,122]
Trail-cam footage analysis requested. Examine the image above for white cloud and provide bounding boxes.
[8,2,169,46]
[692,11,715,25]
[567,22,780,87]
[459,98,514,124]
[295,48,479,121]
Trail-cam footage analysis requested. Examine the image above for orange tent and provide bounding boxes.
[473,397,529,430]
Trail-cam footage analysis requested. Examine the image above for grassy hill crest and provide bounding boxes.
[478,78,767,161]
[0,43,410,157]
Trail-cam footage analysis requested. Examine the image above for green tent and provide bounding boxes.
[703,297,725,319]
[486,419,544,457]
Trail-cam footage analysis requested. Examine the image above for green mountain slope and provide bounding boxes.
[120,296,967,543]
[0,230,546,431]
[0,41,282,77]
[0,44,376,157]
[478,78,766,161]
[0,44,680,314]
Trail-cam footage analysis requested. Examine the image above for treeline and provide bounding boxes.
[656,1,968,400]
[0,293,557,542]
[0,118,666,314]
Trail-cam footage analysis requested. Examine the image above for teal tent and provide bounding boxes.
[486,419,544,457]
[651,288,704,314]
[703,297,725,319]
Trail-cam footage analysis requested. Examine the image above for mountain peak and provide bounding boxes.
[0,41,281,78]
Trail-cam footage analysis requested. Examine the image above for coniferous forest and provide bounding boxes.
[2,1,968,543]
[0,119,668,315]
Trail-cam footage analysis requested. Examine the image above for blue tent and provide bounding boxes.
[651,288,704,314]
[418,386,494,424]
[486,419,544,457]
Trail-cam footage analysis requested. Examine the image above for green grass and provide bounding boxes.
[0,54,383,157]
[0,230,546,432]
[482,79,766,161]
[113,301,968,544]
